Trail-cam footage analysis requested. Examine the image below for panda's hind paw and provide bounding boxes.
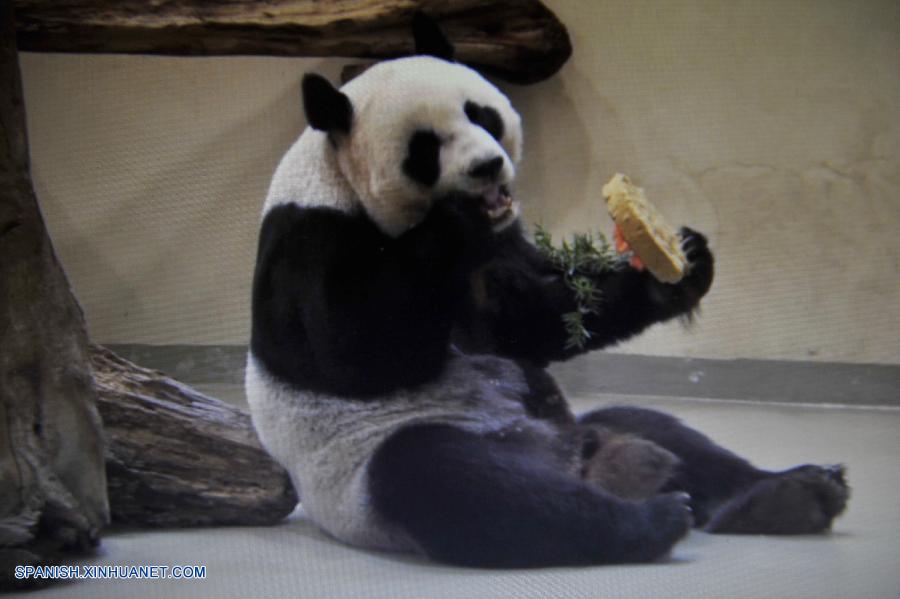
[705,463,850,535]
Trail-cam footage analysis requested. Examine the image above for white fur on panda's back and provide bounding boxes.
[245,352,556,552]
[263,128,358,215]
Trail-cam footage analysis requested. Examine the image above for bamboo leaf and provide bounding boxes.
[533,225,618,349]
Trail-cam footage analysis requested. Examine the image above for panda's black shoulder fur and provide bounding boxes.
[250,194,496,397]
[251,193,712,398]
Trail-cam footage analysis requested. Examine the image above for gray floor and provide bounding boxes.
[19,386,900,598]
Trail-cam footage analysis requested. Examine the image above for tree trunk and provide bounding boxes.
[92,345,298,528]
[0,2,108,588]
[13,0,571,83]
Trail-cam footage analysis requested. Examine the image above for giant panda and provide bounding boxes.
[246,15,849,568]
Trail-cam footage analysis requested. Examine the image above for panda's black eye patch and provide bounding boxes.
[464,101,504,142]
[403,129,442,187]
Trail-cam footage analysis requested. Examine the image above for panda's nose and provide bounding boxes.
[468,156,504,182]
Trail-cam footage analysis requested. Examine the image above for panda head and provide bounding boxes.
[301,15,523,237]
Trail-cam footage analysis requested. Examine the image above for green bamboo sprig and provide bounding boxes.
[533,224,621,349]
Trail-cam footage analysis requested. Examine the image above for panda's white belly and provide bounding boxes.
[245,351,554,553]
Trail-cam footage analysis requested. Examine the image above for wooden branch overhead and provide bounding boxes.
[13,0,572,83]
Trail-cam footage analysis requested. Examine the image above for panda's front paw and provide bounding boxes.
[405,193,497,274]
[429,193,497,255]
[442,192,493,228]
[675,227,714,308]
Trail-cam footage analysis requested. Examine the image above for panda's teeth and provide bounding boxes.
[483,186,511,207]
[482,185,515,222]
[489,200,520,231]
[487,206,508,220]
[487,199,514,221]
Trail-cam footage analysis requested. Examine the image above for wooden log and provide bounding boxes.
[13,0,571,83]
[0,2,108,588]
[91,345,298,528]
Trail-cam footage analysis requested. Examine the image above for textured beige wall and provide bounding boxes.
[19,0,900,363]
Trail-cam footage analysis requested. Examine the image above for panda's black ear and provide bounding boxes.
[412,11,455,61]
[302,73,353,134]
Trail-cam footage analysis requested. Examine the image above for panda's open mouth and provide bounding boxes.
[482,184,518,229]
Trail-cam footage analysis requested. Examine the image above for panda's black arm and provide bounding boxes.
[460,223,714,366]
[250,199,491,396]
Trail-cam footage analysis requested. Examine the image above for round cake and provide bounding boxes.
[602,173,687,284]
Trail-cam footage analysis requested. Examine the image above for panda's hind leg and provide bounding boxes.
[368,423,691,568]
[578,406,849,534]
